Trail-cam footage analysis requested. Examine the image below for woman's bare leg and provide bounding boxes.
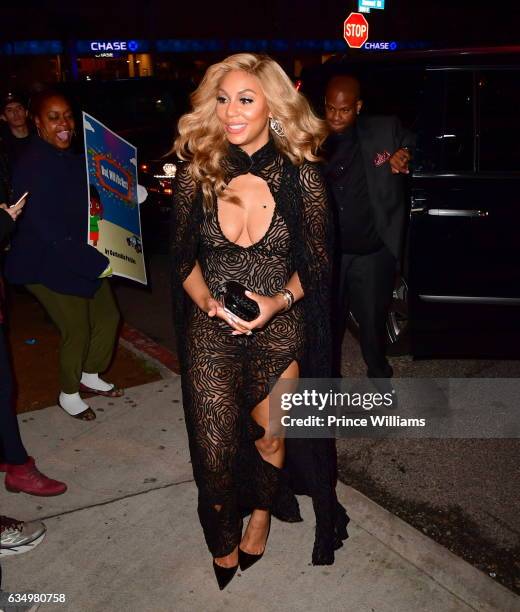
[240,360,299,554]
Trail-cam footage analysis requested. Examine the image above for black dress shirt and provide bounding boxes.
[324,127,383,255]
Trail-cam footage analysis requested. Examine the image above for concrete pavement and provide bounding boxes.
[1,379,518,612]
[113,252,520,568]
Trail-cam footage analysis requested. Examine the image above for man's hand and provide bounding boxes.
[389,147,411,174]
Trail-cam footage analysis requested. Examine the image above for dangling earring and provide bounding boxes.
[269,117,285,138]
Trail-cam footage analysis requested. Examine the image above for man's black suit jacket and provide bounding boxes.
[323,115,415,260]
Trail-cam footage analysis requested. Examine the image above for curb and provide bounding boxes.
[119,323,180,379]
[338,484,519,612]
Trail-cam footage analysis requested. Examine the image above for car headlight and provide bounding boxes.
[153,162,177,180]
[163,163,177,176]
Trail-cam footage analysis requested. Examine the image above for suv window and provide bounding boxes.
[478,70,520,172]
[357,68,424,132]
[415,70,474,173]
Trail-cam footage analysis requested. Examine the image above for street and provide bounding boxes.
[113,251,520,593]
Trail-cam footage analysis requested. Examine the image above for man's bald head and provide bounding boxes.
[325,74,363,134]
[326,75,361,101]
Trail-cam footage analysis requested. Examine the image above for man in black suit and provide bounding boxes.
[323,75,414,379]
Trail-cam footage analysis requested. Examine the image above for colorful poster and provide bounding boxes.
[83,111,147,284]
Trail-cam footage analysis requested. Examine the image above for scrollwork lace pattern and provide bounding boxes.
[171,139,348,563]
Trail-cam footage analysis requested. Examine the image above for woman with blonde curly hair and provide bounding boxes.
[171,53,348,589]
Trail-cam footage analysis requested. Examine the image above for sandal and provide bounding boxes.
[72,407,97,421]
[79,383,124,398]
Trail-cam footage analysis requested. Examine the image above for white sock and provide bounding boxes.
[81,372,113,392]
[59,392,90,416]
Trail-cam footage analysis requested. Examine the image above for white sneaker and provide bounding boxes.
[0,516,46,557]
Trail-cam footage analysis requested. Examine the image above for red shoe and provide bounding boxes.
[5,457,67,496]
[0,462,7,472]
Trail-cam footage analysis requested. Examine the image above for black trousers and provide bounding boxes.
[0,324,28,465]
[332,245,396,378]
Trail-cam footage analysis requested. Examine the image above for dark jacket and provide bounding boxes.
[0,124,34,170]
[0,208,14,323]
[323,115,415,260]
[5,137,108,297]
[0,135,10,204]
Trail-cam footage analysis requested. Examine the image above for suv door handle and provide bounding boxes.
[427,209,489,217]
[410,194,428,214]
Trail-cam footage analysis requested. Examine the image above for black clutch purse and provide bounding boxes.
[222,281,260,322]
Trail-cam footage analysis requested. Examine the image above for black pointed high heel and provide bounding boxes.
[238,515,271,572]
[238,547,263,572]
[212,560,238,590]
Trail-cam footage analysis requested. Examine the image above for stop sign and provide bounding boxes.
[343,12,369,49]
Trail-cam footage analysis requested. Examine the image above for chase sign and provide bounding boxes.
[89,40,139,52]
[76,40,146,54]
[363,40,397,51]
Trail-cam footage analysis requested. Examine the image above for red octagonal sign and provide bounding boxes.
[344,12,369,49]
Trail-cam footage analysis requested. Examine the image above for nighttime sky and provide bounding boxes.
[1,0,519,46]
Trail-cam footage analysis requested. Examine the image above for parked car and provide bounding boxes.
[304,46,520,358]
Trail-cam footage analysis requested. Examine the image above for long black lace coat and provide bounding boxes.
[171,139,348,564]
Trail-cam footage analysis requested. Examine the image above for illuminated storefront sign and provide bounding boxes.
[0,40,63,55]
[89,40,138,52]
[363,40,397,50]
[156,39,222,52]
[90,41,128,51]
[1,38,415,57]
[75,40,148,54]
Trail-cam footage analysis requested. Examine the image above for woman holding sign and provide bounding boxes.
[171,54,348,589]
[5,90,122,421]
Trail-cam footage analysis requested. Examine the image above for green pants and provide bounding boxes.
[26,280,120,393]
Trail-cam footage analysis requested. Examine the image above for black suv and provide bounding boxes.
[305,47,520,358]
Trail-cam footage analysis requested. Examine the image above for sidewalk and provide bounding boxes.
[6,289,162,414]
[1,376,518,612]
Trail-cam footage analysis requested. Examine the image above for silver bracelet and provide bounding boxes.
[278,288,294,312]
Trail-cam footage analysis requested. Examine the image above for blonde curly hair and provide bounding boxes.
[173,53,327,209]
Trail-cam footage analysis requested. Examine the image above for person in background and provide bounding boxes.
[0,141,9,205]
[322,74,414,381]
[0,93,33,171]
[0,198,66,572]
[5,90,122,421]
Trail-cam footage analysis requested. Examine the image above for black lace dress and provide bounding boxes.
[171,139,349,565]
